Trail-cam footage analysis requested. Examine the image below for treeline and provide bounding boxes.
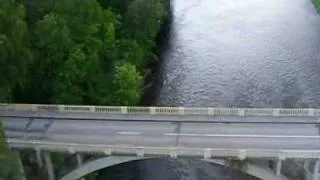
[0,0,170,105]
[315,0,320,9]
[0,122,23,180]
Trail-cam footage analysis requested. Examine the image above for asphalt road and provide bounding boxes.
[2,116,320,150]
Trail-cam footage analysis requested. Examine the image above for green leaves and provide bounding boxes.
[124,0,165,41]
[0,121,23,180]
[32,0,121,105]
[53,47,87,104]
[315,0,320,11]
[0,0,32,102]
[0,0,168,106]
[111,62,143,105]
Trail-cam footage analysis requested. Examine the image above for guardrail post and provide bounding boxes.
[309,109,315,117]
[35,149,43,168]
[89,106,95,112]
[31,104,37,111]
[44,152,55,180]
[208,108,215,115]
[272,109,280,116]
[238,109,245,116]
[121,107,128,114]
[312,159,320,180]
[58,105,64,112]
[179,107,185,115]
[150,107,156,115]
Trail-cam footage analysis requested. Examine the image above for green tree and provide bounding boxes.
[28,12,73,103]
[120,0,167,70]
[0,0,169,106]
[315,0,320,10]
[0,121,23,180]
[124,0,165,41]
[98,0,133,14]
[16,0,56,26]
[32,0,120,105]
[0,0,32,102]
[111,62,143,105]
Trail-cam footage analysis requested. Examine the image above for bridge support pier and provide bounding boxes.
[312,159,320,180]
[16,151,26,180]
[76,154,84,180]
[44,152,55,180]
[76,154,83,167]
[36,149,43,168]
[275,159,282,176]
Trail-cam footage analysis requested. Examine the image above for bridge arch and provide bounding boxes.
[59,156,289,180]
[60,156,149,180]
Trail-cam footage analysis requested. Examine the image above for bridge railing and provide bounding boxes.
[8,139,320,159]
[0,103,319,116]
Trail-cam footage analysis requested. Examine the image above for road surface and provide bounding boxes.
[2,114,320,150]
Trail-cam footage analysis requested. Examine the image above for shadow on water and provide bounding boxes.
[96,158,260,180]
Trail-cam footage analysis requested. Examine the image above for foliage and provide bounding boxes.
[98,0,133,14]
[0,0,32,102]
[0,0,169,179]
[315,0,320,10]
[124,0,166,41]
[111,62,143,105]
[0,0,169,106]
[0,121,23,180]
[32,0,120,105]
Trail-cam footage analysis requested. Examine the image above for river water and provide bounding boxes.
[103,0,320,179]
[155,0,320,108]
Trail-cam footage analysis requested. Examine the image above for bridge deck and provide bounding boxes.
[2,113,320,158]
[0,104,320,158]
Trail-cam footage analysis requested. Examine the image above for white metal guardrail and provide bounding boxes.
[7,139,320,159]
[0,103,320,116]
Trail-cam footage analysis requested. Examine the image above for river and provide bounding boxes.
[102,0,320,179]
[155,0,320,108]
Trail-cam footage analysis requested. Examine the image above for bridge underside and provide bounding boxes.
[59,156,289,180]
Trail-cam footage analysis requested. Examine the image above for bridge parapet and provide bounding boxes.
[1,103,320,117]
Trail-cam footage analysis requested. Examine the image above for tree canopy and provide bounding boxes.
[0,0,169,106]
[0,121,23,180]
[0,0,32,102]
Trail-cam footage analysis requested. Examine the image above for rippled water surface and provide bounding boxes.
[156,0,320,108]
[107,0,320,179]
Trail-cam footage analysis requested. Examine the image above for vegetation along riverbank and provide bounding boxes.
[0,0,171,106]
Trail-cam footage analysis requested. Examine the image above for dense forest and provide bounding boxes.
[0,0,170,105]
[0,122,23,180]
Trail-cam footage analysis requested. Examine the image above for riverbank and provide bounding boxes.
[141,0,173,106]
